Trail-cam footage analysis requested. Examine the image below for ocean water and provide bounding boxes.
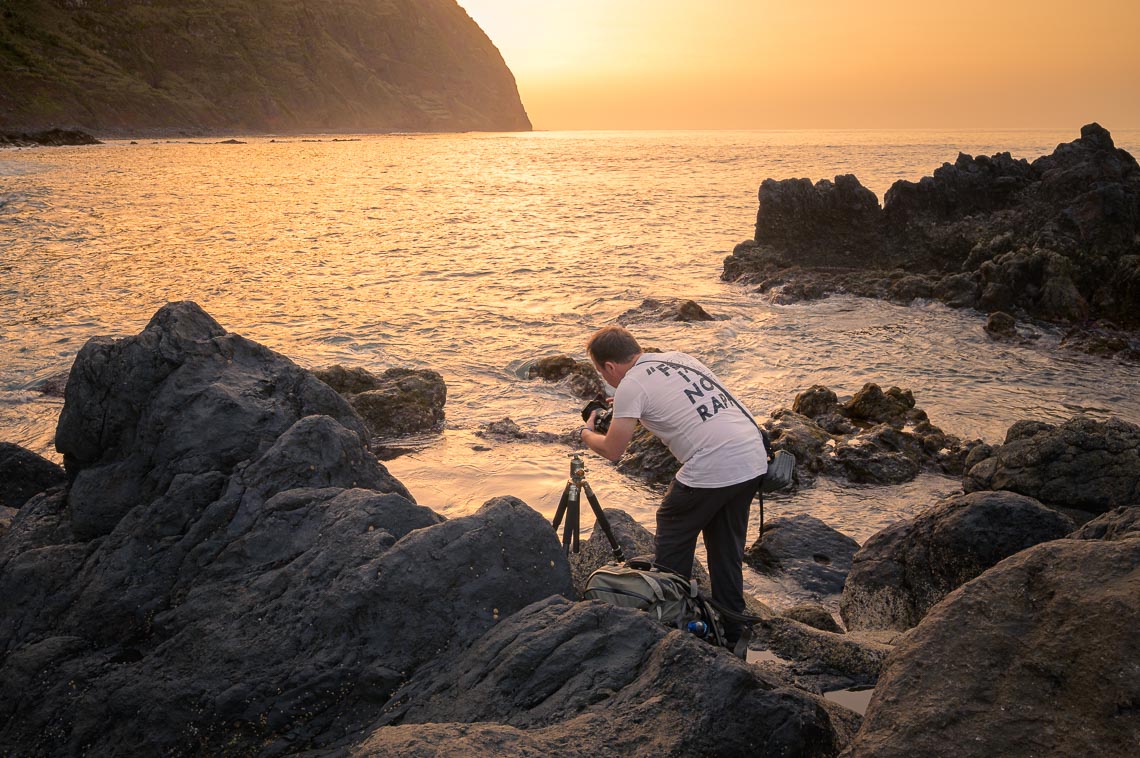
[3,128,1139,608]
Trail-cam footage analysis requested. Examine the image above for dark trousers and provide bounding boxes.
[654,475,760,642]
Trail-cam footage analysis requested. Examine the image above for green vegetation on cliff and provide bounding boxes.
[0,0,531,134]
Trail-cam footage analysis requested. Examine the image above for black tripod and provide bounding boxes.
[552,454,625,561]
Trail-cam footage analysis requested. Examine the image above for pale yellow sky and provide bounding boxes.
[458,0,1140,131]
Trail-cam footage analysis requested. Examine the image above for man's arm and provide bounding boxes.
[581,416,637,462]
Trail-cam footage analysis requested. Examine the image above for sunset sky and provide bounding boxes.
[458,0,1140,131]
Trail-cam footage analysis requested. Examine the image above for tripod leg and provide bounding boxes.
[582,482,624,562]
[552,485,570,531]
[562,488,579,554]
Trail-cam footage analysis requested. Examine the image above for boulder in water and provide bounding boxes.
[313,364,447,438]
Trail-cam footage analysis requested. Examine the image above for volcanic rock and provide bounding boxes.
[839,490,1074,632]
[527,355,605,400]
[1069,505,1140,541]
[0,301,575,755]
[745,515,860,602]
[724,124,1140,331]
[963,416,1140,514]
[314,364,447,438]
[0,129,101,147]
[367,596,856,756]
[843,537,1140,758]
[0,443,66,509]
[616,297,720,324]
[781,604,844,634]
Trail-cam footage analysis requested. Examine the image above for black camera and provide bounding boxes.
[581,397,613,435]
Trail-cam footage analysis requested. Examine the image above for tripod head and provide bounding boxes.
[568,453,587,485]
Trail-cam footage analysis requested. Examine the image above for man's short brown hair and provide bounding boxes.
[587,326,641,365]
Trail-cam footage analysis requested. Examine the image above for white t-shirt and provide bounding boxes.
[612,352,768,488]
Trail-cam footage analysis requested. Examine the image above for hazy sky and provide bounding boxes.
[458,0,1140,131]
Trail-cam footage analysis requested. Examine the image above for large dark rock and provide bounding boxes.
[366,596,856,757]
[843,538,1140,758]
[0,442,66,508]
[313,364,447,438]
[963,416,1140,514]
[0,0,531,134]
[724,124,1140,331]
[0,302,576,755]
[840,491,1074,632]
[745,515,860,601]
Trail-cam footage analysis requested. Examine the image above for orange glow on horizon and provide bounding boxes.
[458,0,1140,131]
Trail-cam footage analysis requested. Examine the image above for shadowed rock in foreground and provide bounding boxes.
[0,302,574,754]
[723,124,1140,343]
[843,536,1140,758]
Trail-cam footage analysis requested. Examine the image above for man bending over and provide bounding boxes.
[579,326,767,653]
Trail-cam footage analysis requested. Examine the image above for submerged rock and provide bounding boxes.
[314,364,447,438]
[844,537,1140,758]
[368,596,856,756]
[0,129,101,147]
[840,491,1074,632]
[723,124,1140,334]
[616,297,720,324]
[963,416,1140,514]
[527,355,605,400]
[0,443,66,509]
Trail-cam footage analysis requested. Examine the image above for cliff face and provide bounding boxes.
[0,0,531,134]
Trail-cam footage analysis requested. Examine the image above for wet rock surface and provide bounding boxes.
[0,302,574,755]
[963,416,1140,514]
[313,364,446,438]
[840,490,1074,632]
[723,124,1140,348]
[0,443,66,509]
[527,355,605,400]
[844,537,1140,758]
[366,596,856,757]
[750,616,896,693]
[612,382,973,490]
[615,297,721,324]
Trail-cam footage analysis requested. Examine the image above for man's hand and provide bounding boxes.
[581,416,637,462]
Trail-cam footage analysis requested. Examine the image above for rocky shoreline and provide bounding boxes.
[722,124,1140,362]
[2,301,1137,755]
[0,129,102,148]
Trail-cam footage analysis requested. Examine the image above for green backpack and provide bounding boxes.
[584,557,728,647]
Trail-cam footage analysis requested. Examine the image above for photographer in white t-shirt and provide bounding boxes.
[579,326,767,651]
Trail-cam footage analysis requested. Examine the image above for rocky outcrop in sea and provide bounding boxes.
[723,124,1140,358]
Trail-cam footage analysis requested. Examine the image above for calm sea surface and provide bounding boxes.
[3,129,1139,607]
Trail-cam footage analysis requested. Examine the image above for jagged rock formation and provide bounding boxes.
[723,124,1140,338]
[963,416,1140,514]
[0,0,531,134]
